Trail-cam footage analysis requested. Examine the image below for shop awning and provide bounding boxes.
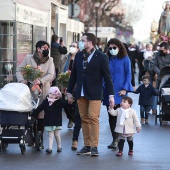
[0,0,50,21]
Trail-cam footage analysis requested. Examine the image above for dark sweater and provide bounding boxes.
[32,98,67,126]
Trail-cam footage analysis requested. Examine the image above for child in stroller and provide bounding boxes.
[155,66,170,125]
[0,83,43,154]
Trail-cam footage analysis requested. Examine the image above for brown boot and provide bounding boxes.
[71,140,78,150]
[145,119,149,124]
[141,118,145,125]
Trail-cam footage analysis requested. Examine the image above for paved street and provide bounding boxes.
[1,71,170,170]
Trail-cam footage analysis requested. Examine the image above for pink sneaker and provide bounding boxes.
[116,151,123,156]
[128,150,133,156]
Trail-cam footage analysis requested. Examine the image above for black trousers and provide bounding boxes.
[106,104,120,141]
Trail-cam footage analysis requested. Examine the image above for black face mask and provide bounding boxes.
[159,50,166,56]
[42,50,49,57]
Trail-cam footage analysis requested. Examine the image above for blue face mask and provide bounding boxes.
[79,41,85,51]
[109,49,119,56]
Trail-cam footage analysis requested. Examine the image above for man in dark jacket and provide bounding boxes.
[66,33,114,156]
[51,34,67,86]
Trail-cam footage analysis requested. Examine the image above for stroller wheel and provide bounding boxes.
[35,131,43,151]
[2,142,8,151]
[20,144,26,154]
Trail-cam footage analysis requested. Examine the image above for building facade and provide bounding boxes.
[0,0,84,87]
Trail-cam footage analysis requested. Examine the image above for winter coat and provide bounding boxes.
[103,56,134,105]
[135,84,158,106]
[32,98,67,126]
[16,54,55,118]
[154,52,170,76]
[51,42,67,70]
[109,108,141,134]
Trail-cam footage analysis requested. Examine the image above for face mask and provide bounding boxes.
[69,47,77,54]
[109,48,119,56]
[42,49,49,57]
[79,41,85,51]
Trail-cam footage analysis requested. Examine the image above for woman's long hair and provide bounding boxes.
[107,38,127,59]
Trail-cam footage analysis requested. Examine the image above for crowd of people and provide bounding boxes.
[15,31,170,157]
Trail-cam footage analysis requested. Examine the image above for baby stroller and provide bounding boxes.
[0,83,43,154]
[155,66,170,126]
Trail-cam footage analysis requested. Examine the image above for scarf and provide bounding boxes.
[33,52,49,65]
[47,97,58,106]
[120,107,130,125]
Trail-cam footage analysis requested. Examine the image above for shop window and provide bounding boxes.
[17,22,32,67]
[33,26,47,52]
[0,22,16,88]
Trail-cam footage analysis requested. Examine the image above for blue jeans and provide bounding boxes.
[152,96,158,110]
[140,105,151,119]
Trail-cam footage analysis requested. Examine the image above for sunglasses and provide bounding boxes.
[109,47,117,50]
[69,45,77,48]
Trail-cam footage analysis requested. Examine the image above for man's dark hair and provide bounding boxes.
[35,41,50,52]
[83,33,96,46]
[159,41,169,50]
[122,96,133,106]
[51,34,59,42]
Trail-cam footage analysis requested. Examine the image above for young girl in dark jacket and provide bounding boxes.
[33,86,67,154]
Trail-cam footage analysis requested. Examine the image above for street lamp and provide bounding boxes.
[95,2,100,38]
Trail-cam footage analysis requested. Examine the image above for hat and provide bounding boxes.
[49,86,61,97]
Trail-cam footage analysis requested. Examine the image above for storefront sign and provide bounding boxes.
[16,3,48,27]
[67,19,84,33]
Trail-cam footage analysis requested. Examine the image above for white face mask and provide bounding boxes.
[109,48,119,56]
[69,47,77,54]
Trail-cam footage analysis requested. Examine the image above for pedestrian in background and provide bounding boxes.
[61,41,82,150]
[108,96,141,156]
[103,38,134,150]
[60,41,79,129]
[32,87,66,154]
[51,34,67,86]
[134,75,158,124]
[67,33,114,156]
[16,40,55,146]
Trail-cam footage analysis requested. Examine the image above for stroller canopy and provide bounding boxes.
[0,83,33,112]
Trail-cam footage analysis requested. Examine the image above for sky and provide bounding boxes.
[122,0,164,42]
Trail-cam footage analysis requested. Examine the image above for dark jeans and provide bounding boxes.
[140,105,151,119]
[72,101,82,141]
[106,104,120,141]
